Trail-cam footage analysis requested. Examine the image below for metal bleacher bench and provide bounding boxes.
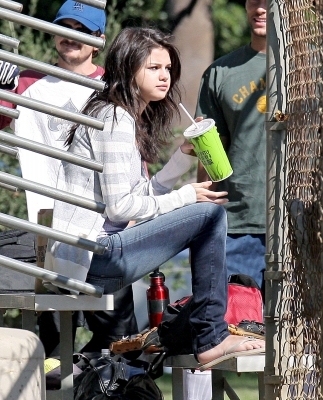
[0,268,265,400]
[0,229,264,400]
[0,274,265,400]
[0,261,113,400]
[162,353,265,400]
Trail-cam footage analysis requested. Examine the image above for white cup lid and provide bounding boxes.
[183,118,215,138]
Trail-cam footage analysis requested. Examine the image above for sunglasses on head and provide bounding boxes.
[56,21,96,35]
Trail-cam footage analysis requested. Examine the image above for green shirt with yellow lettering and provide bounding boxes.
[195,44,266,234]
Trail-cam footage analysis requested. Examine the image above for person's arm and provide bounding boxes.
[0,61,20,129]
[92,108,197,223]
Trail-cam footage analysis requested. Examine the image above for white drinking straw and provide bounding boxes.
[179,103,199,129]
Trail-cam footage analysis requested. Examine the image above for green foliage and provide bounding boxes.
[0,0,251,79]
[99,0,168,59]
[75,327,93,352]
[143,258,190,292]
[161,257,190,291]
[212,0,250,59]
[3,309,22,328]
[117,0,167,28]
[0,0,56,64]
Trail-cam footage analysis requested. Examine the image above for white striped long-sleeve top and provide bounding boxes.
[44,105,197,288]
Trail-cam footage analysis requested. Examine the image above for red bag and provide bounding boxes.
[224,274,263,326]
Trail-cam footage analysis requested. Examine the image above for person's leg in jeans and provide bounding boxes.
[183,233,266,396]
[86,202,229,358]
[226,234,266,297]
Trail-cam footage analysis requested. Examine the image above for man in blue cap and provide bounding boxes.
[0,0,138,360]
[53,0,106,33]
[0,0,107,221]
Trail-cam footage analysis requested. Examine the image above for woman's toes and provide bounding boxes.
[198,335,265,365]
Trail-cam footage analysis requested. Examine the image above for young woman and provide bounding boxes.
[45,27,265,368]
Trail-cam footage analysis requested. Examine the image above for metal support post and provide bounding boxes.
[0,172,105,213]
[0,105,19,120]
[0,143,18,157]
[265,0,288,398]
[0,130,103,172]
[0,90,104,130]
[0,34,19,49]
[0,49,105,91]
[0,254,103,296]
[0,7,105,49]
[0,213,106,254]
[0,0,23,12]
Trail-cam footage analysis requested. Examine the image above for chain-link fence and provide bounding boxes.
[267,0,323,398]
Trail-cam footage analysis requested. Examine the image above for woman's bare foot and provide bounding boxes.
[198,334,265,365]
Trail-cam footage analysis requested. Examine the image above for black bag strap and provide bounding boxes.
[149,351,167,380]
[228,273,261,290]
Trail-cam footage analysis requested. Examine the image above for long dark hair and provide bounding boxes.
[67,27,182,163]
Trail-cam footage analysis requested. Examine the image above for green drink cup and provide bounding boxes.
[184,119,233,182]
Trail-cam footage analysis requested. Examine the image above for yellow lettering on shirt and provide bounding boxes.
[250,81,258,93]
[259,78,266,90]
[239,86,249,98]
[232,79,266,104]
[233,94,243,104]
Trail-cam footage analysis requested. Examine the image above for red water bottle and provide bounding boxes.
[146,269,170,328]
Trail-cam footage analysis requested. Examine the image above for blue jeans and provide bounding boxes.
[86,202,229,356]
[226,234,265,294]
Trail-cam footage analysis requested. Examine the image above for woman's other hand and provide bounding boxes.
[180,139,195,156]
[180,116,204,156]
[191,182,228,204]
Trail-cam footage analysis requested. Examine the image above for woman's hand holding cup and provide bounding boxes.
[180,139,195,156]
[180,116,204,156]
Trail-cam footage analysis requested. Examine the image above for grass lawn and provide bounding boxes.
[155,370,260,400]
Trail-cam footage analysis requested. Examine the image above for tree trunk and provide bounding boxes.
[168,0,214,128]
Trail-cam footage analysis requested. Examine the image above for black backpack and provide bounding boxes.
[73,354,164,400]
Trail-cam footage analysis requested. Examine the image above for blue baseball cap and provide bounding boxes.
[53,1,106,33]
